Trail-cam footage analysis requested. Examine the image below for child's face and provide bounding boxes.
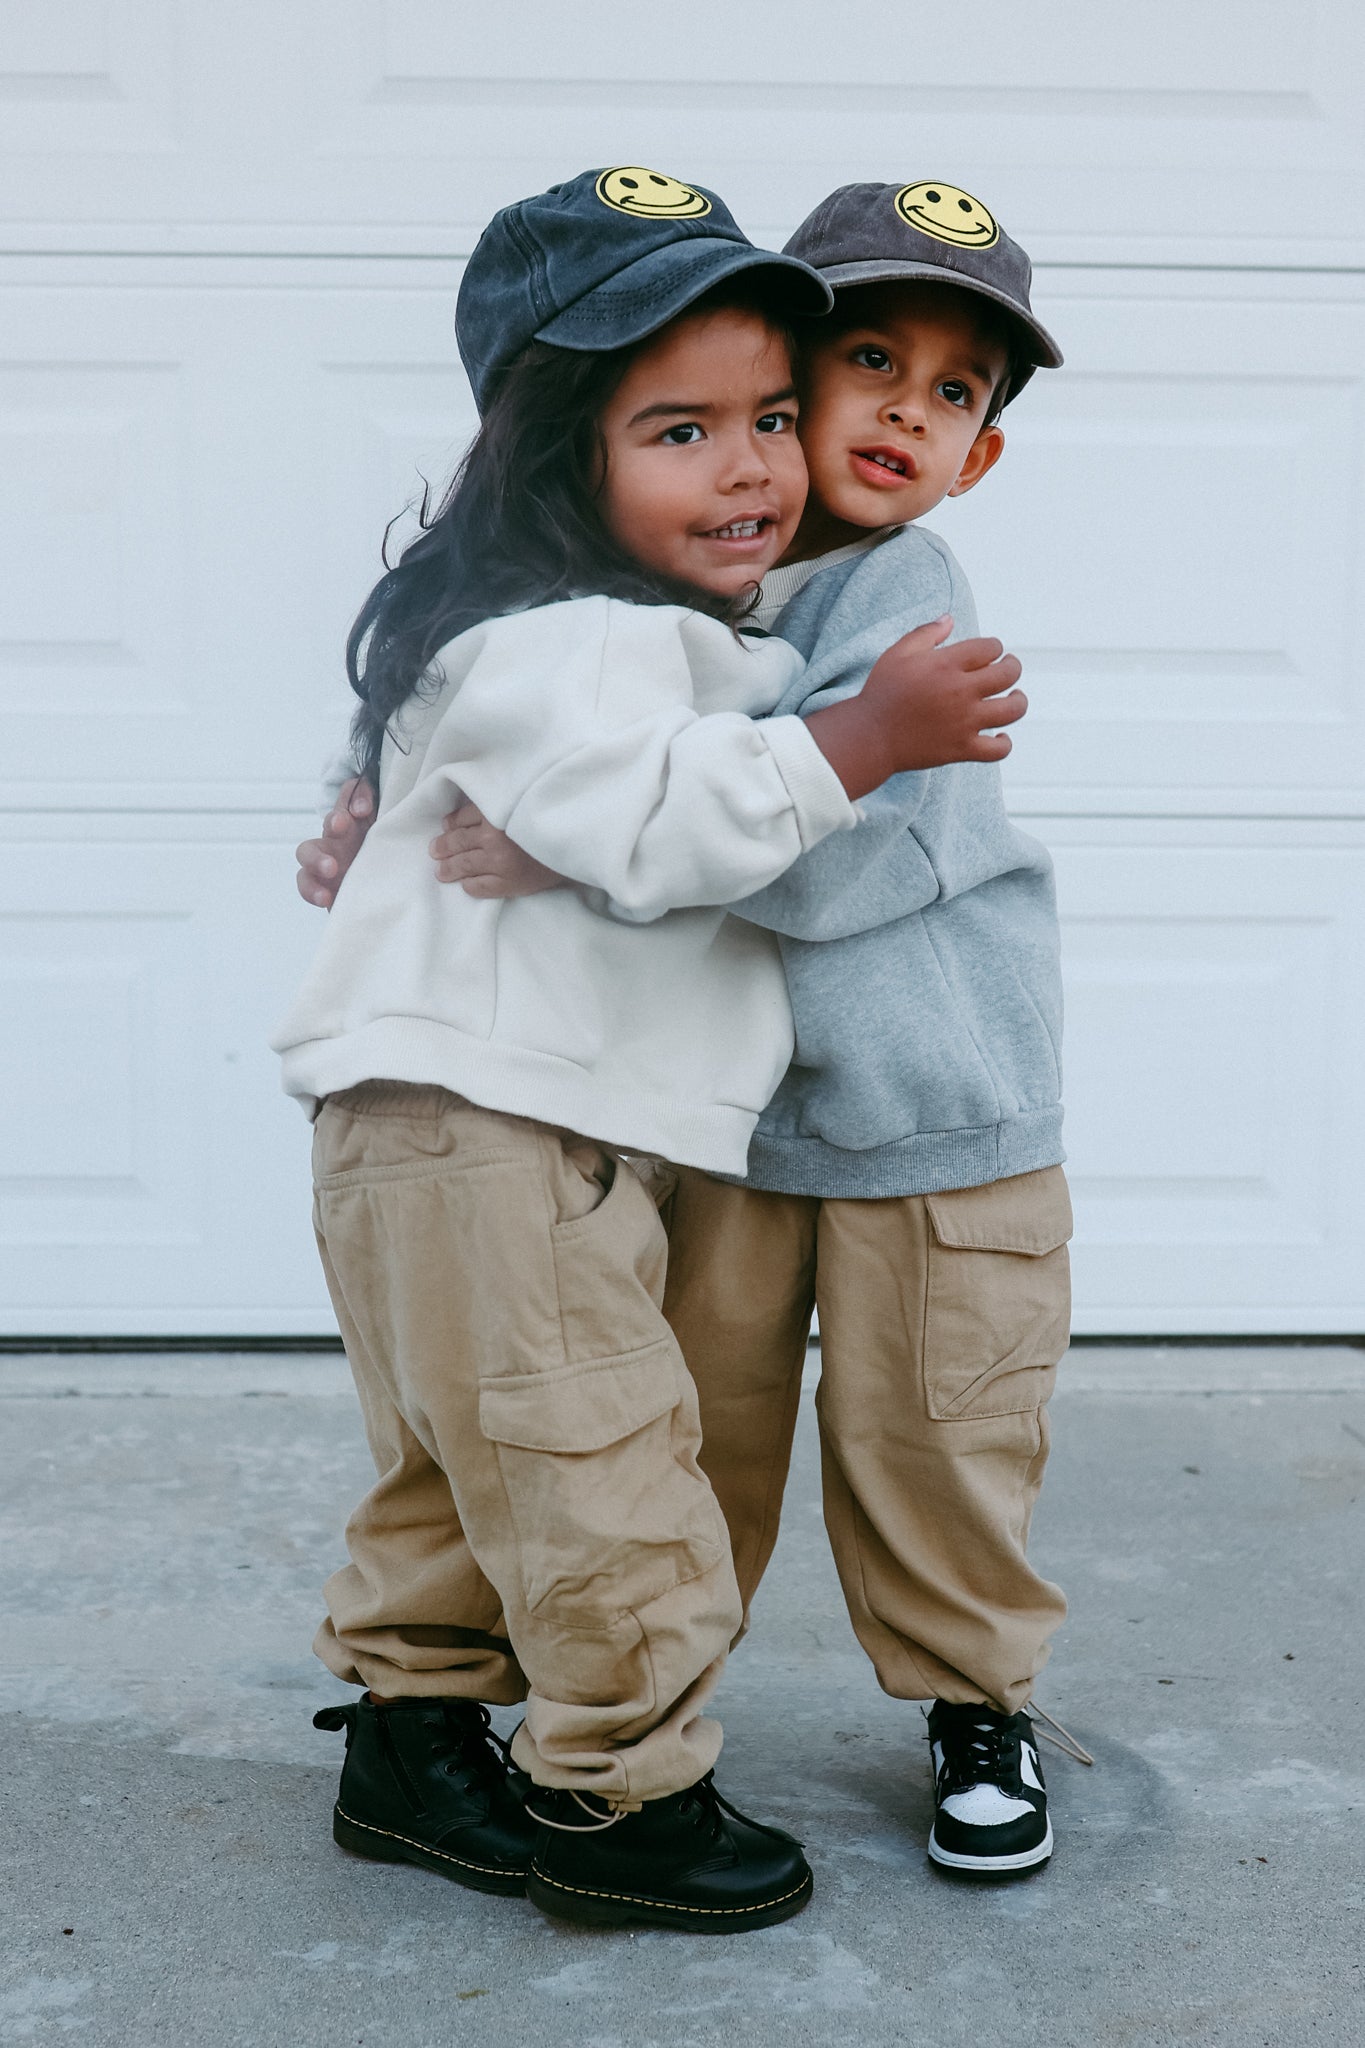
[597,306,808,599]
[793,283,1008,551]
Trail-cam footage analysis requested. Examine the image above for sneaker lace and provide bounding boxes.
[936,1713,1017,1795]
[931,1702,1095,1792]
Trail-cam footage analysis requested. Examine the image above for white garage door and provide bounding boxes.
[3,2,1363,1335]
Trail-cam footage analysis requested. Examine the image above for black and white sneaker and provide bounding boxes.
[926,1700,1052,1876]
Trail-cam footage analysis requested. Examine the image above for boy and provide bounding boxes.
[654,184,1070,1878]
[302,180,1069,1879]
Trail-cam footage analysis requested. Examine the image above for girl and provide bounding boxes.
[278,166,1024,1933]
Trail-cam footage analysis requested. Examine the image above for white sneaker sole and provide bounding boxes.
[927,1817,1054,1874]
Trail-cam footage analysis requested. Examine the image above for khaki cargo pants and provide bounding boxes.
[662,1165,1072,1715]
[311,1082,743,1803]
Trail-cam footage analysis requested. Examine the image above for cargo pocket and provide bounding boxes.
[478,1348,724,1628]
[921,1167,1072,1421]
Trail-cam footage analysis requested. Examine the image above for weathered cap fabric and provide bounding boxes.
[457,166,834,413]
[785,180,1061,400]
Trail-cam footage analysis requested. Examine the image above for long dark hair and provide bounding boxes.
[347,292,789,784]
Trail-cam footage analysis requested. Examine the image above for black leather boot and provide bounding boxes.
[525,1773,813,1931]
[312,1695,536,1896]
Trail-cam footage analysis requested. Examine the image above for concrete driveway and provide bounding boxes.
[3,1344,1362,2047]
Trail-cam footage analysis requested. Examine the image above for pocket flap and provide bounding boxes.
[478,1343,679,1454]
[925,1168,1072,1257]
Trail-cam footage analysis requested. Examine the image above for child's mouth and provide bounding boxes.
[700,516,775,544]
[851,448,917,487]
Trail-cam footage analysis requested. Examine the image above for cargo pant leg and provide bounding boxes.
[662,1169,818,1617]
[314,1215,527,1705]
[813,1168,1073,1714]
[312,1083,742,1803]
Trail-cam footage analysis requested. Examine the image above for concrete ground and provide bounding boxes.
[2,1345,1363,2048]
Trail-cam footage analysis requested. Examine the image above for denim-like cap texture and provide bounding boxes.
[785,180,1062,401]
[456,166,834,413]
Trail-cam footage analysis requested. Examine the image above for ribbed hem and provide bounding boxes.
[761,714,858,846]
[278,1018,759,1176]
[735,1106,1066,1199]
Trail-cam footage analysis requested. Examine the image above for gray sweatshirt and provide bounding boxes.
[732,522,1065,1199]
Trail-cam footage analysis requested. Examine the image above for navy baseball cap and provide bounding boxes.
[785,180,1062,401]
[457,165,834,414]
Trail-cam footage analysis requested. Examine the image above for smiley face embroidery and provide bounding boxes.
[596,167,711,219]
[895,181,999,249]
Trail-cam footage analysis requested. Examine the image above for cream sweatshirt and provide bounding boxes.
[273,596,855,1173]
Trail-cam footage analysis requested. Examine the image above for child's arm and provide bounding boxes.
[407,600,1023,922]
[428,611,1022,917]
[304,595,1019,921]
[294,606,820,915]
[728,556,1020,943]
[377,598,854,921]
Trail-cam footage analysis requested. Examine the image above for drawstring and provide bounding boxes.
[524,1772,798,1844]
[1029,1704,1095,1766]
[524,1789,639,1833]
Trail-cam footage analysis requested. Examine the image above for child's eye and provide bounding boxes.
[938,380,973,409]
[755,411,796,435]
[851,346,892,372]
[660,422,705,445]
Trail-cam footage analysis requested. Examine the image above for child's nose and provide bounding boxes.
[723,437,773,486]
[884,395,928,436]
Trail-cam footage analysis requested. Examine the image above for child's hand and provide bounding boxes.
[866,616,1027,767]
[295,776,375,909]
[430,804,569,899]
[805,617,1027,798]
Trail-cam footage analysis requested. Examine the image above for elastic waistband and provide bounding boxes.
[324,1081,472,1119]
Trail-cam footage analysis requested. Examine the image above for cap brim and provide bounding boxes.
[818,258,1063,376]
[537,239,833,353]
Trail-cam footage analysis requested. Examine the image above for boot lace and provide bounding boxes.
[525,1771,795,1841]
[425,1701,518,1795]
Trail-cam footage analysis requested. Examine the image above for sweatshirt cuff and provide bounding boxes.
[762,713,859,849]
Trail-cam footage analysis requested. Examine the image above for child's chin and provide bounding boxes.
[697,561,778,597]
[840,487,917,527]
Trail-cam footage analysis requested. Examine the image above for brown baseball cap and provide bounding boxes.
[785,180,1062,401]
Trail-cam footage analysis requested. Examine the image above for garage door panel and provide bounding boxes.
[10,268,1365,814]
[5,912,174,1199]
[10,822,1358,1338]
[4,2,1365,265]
[320,356,478,584]
[0,821,334,1334]
[0,0,178,159]
[940,283,1365,811]
[0,280,478,803]
[0,357,188,719]
[1050,828,1365,1333]
[3,9,1363,1338]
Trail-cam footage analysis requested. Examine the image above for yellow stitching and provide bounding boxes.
[335,1804,520,1879]
[528,1868,812,1917]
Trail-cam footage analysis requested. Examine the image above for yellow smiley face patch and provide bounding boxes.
[895,182,999,249]
[596,166,711,219]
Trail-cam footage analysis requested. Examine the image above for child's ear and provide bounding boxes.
[948,424,1005,498]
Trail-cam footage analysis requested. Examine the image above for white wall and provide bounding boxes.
[2,2,1362,1333]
